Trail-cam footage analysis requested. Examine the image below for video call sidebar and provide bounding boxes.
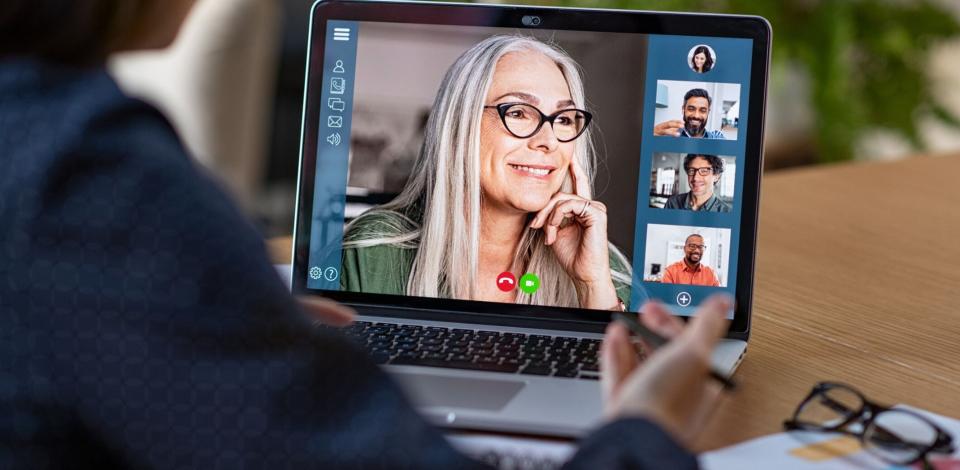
[306,20,359,290]
[630,35,754,317]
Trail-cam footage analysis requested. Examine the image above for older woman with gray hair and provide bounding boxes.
[341,35,633,311]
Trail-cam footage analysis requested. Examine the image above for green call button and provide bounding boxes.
[519,273,540,295]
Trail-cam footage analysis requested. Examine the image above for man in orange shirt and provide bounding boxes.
[661,234,721,286]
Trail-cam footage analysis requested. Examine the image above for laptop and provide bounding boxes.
[291,0,770,437]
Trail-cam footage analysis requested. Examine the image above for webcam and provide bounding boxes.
[521,15,541,27]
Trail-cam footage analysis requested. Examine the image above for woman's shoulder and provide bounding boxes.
[607,244,634,308]
[344,210,419,243]
[608,248,630,271]
[340,210,419,294]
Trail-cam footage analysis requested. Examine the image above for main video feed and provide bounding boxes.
[335,22,650,311]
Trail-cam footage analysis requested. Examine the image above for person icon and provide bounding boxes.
[333,59,345,73]
[688,45,715,74]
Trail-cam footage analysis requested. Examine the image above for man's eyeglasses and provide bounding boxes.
[685,167,716,177]
[783,382,955,468]
[685,243,706,251]
[484,102,592,143]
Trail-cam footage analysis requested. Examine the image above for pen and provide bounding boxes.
[612,312,737,390]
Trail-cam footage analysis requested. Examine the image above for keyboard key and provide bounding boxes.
[496,350,520,360]
[473,347,495,357]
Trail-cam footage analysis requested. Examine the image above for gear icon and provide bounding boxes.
[309,266,322,280]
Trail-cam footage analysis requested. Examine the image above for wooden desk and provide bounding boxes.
[269,154,960,452]
[694,154,960,451]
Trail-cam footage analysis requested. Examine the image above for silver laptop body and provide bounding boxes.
[290,0,769,437]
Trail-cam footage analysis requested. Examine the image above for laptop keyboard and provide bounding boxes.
[340,321,603,380]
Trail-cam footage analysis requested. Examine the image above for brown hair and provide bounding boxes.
[0,0,148,65]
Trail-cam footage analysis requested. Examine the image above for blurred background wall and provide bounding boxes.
[110,0,281,213]
[107,0,960,237]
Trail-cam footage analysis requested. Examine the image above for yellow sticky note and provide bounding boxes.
[789,436,863,462]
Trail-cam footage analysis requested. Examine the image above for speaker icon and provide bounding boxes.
[326,132,342,146]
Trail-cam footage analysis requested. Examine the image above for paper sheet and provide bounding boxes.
[702,406,960,470]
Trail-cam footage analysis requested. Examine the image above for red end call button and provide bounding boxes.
[496,272,516,292]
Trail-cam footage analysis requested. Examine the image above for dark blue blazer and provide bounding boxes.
[0,59,697,469]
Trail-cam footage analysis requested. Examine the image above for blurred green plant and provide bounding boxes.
[488,0,960,162]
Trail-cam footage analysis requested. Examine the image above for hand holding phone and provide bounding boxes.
[612,311,736,389]
[600,295,733,447]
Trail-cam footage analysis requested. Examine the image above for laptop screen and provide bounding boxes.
[300,16,758,320]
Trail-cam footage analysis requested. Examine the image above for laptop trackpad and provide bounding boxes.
[393,372,524,411]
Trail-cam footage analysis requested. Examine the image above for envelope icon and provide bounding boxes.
[327,116,343,128]
[330,77,345,95]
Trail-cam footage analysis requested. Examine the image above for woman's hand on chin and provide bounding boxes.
[529,160,620,310]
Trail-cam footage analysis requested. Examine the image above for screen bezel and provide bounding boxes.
[292,0,770,339]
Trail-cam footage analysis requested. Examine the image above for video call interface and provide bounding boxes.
[306,20,753,317]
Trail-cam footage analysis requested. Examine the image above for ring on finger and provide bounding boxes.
[578,200,590,217]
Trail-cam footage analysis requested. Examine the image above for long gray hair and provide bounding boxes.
[344,35,631,307]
